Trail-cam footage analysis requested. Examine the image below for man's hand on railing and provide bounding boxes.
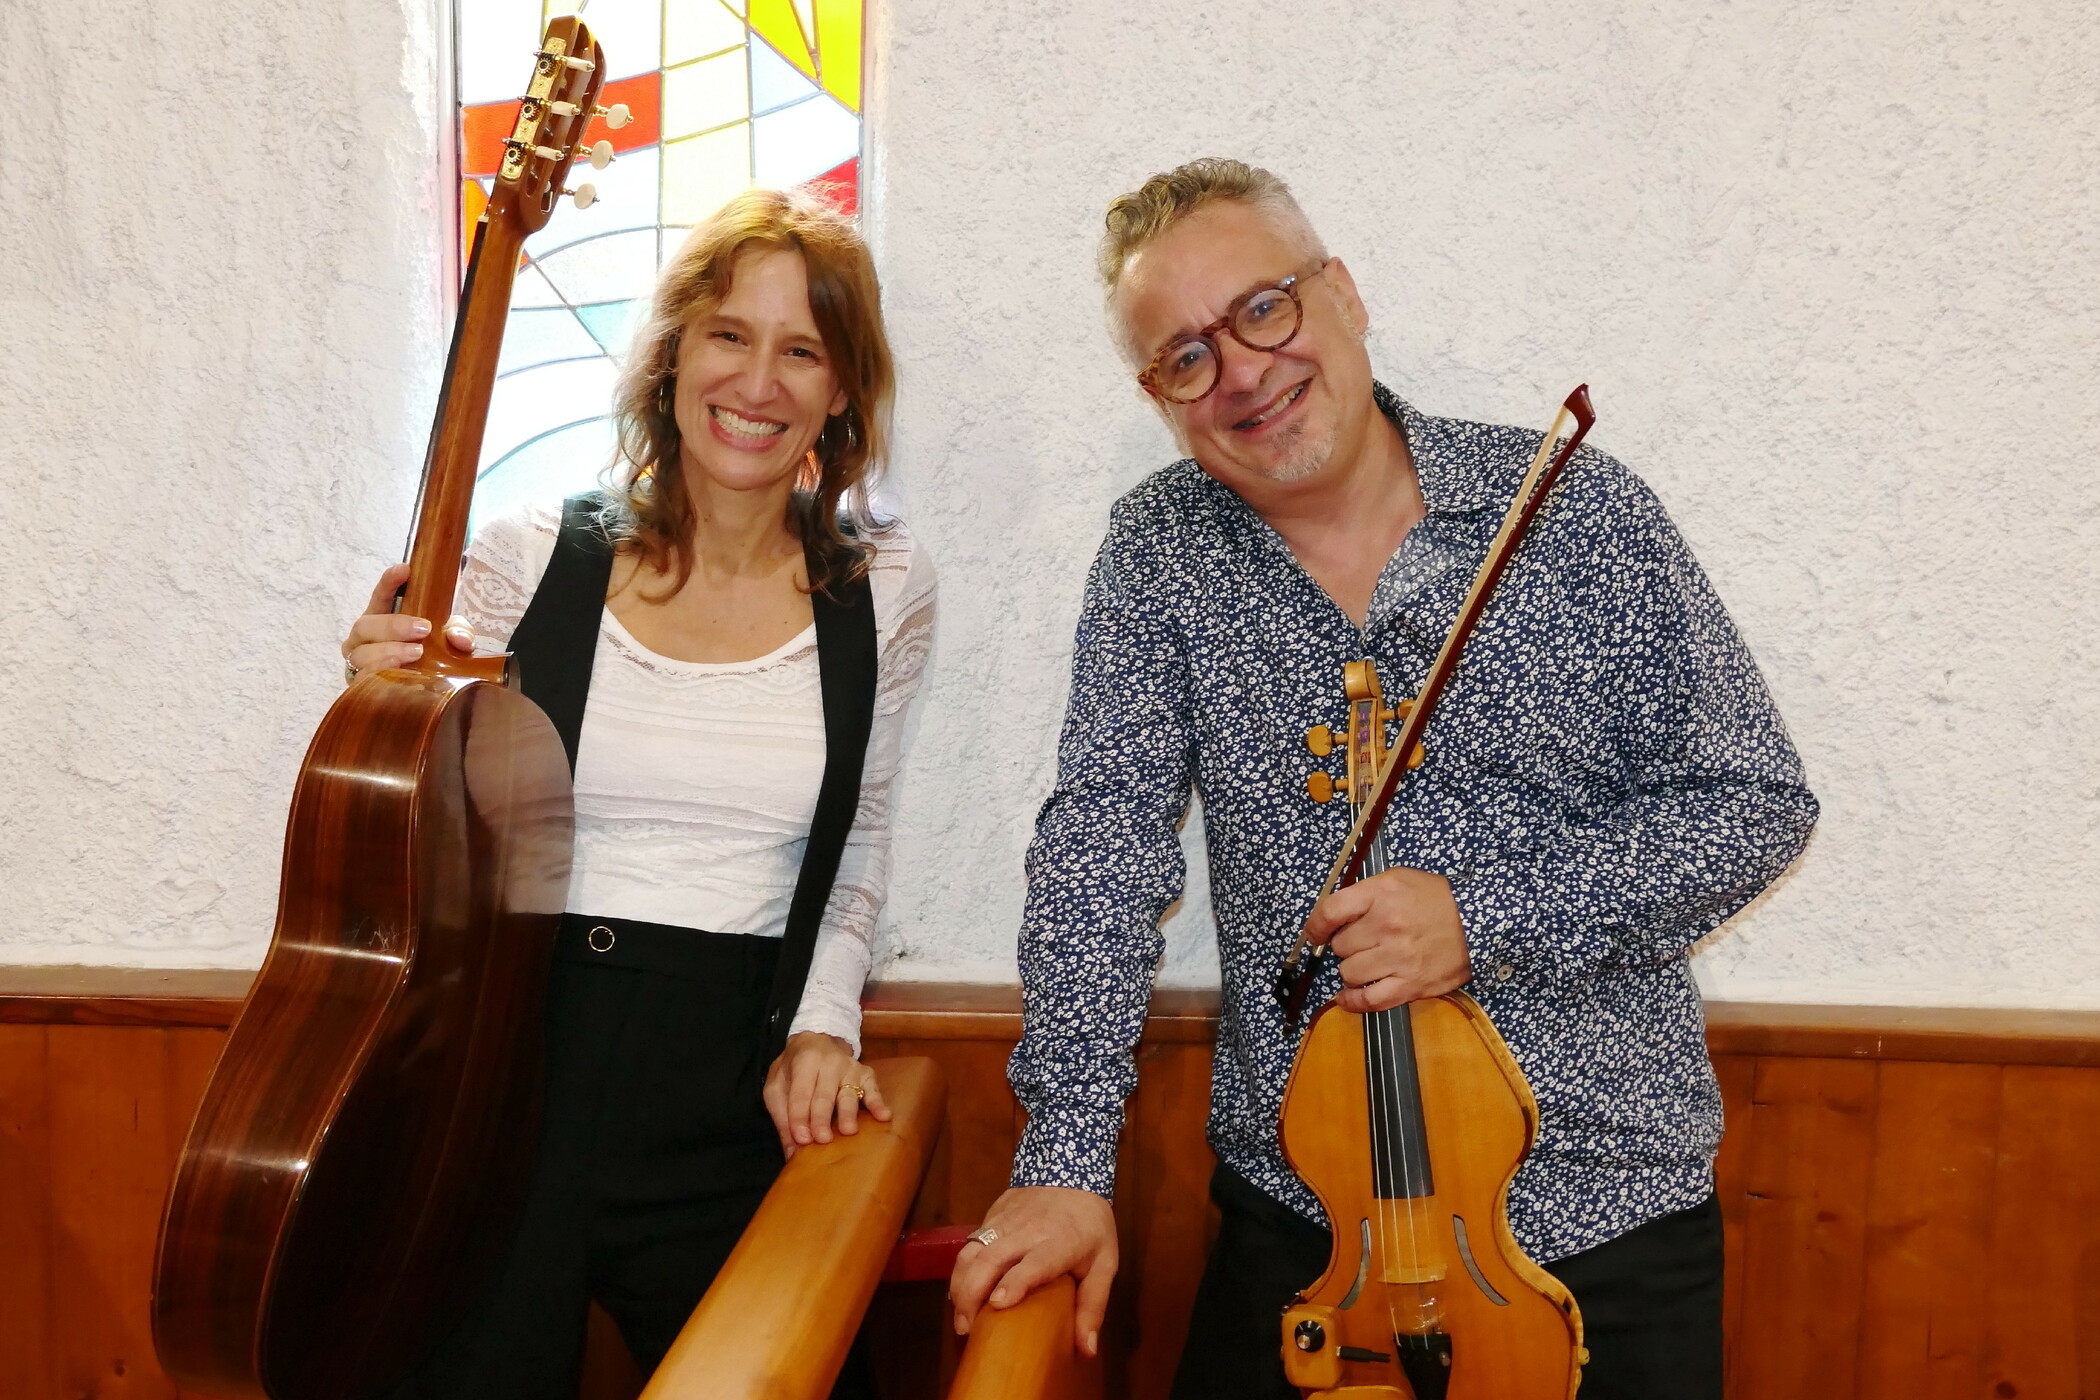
[947,1185,1118,1357]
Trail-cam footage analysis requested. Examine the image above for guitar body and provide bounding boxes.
[1279,995,1583,1400]
[153,669,572,1400]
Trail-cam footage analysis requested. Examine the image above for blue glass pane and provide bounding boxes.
[497,306,604,377]
[576,299,646,358]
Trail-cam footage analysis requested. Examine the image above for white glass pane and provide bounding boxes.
[666,0,746,64]
[479,357,621,471]
[544,0,662,79]
[752,93,857,188]
[533,227,662,308]
[473,417,620,535]
[662,124,751,224]
[663,48,751,140]
[510,261,565,310]
[457,0,543,104]
[750,35,818,115]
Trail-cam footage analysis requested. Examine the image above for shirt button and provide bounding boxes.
[1494,963,1514,983]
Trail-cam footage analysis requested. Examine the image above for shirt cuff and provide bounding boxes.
[787,999,863,1059]
[1447,857,1608,992]
[1008,1102,1124,1199]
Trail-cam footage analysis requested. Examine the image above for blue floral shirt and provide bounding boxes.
[1008,384,1817,1262]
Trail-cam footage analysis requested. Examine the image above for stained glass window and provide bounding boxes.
[456,0,864,528]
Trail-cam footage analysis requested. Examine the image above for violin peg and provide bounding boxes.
[1407,742,1425,770]
[595,101,632,129]
[585,139,614,170]
[1305,725,1335,758]
[1306,771,1337,804]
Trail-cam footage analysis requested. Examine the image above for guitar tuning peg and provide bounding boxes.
[1306,771,1337,804]
[546,99,581,117]
[1305,725,1335,758]
[566,183,597,210]
[583,139,614,170]
[559,55,594,72]
[594,102,631,129]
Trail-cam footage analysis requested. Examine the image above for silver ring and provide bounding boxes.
[587,925,615,952]
[966,1226,999,1248]
[343,659,359,686]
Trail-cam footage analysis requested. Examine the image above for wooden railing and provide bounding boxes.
[642,1057,947,1398]
[946,1276,1100,1400]
[4,971,2098,1399]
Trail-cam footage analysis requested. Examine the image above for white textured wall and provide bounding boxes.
[0,0,452,963]
[865,0,2100,1008]
[6,1,2097,1010]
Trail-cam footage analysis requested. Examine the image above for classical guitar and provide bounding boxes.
[152,19,623,1399]
[1275,388,1596,1400]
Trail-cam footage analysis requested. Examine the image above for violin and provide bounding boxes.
[1274,388,1597,1400]
[152,20,617,1399]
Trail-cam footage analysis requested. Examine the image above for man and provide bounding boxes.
[948,158,1816,1400]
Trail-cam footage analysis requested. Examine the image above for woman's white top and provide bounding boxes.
[455,502,936,1053]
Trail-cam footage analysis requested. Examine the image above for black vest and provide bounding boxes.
[507,492,878,1059]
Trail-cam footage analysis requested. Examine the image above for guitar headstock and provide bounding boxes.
[490,15,612,234]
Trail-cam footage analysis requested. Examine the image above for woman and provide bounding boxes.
[341,188,934,1395]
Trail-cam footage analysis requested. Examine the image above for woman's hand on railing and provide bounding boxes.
[340,563,474,680]
[763,1031,891,1159]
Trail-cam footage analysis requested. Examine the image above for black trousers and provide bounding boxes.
[381,914,874,1399]
[1169,1166,1723,1400]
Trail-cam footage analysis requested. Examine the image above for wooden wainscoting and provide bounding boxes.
[2,971,2096,1399]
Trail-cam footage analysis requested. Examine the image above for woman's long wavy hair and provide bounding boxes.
[606,187,894,598]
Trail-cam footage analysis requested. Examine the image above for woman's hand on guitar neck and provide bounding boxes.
[763,1032,891,1160]
[341,563,477,679]
[1304,866,1474,1013]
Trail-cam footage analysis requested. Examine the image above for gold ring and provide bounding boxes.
[838,1082,866,1101]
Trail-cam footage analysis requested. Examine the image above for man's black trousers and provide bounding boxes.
[1168,1165,1723,1400]
[378,915,874,1399]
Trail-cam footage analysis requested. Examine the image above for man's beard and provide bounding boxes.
[1258,417,1336,483]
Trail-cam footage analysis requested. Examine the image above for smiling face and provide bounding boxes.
[672,245,848,496]
[1115,199,1377,493]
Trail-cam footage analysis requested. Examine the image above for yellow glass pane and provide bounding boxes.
[662,123,751,225]
[748,0,816,79]
[665,0,746,65]
[812,0,861,113]
[663,47,751,138]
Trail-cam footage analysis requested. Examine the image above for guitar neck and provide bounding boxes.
[399,202,527,632]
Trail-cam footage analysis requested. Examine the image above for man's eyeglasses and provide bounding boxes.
[1137,261,1331,405]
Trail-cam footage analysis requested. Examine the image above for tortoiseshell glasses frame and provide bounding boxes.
[1137,260,1332,404]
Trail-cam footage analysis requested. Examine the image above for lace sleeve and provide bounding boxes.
[454,504,560,658]
[788,530,938,1054]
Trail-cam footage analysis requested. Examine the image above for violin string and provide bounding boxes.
[1351,758,1397,1343]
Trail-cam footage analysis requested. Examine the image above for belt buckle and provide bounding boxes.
[587,924,616,953]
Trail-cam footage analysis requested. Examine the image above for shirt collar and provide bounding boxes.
[1370,380,1500,517]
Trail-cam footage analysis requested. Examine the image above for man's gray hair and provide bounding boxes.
[1098,157,1327,297]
